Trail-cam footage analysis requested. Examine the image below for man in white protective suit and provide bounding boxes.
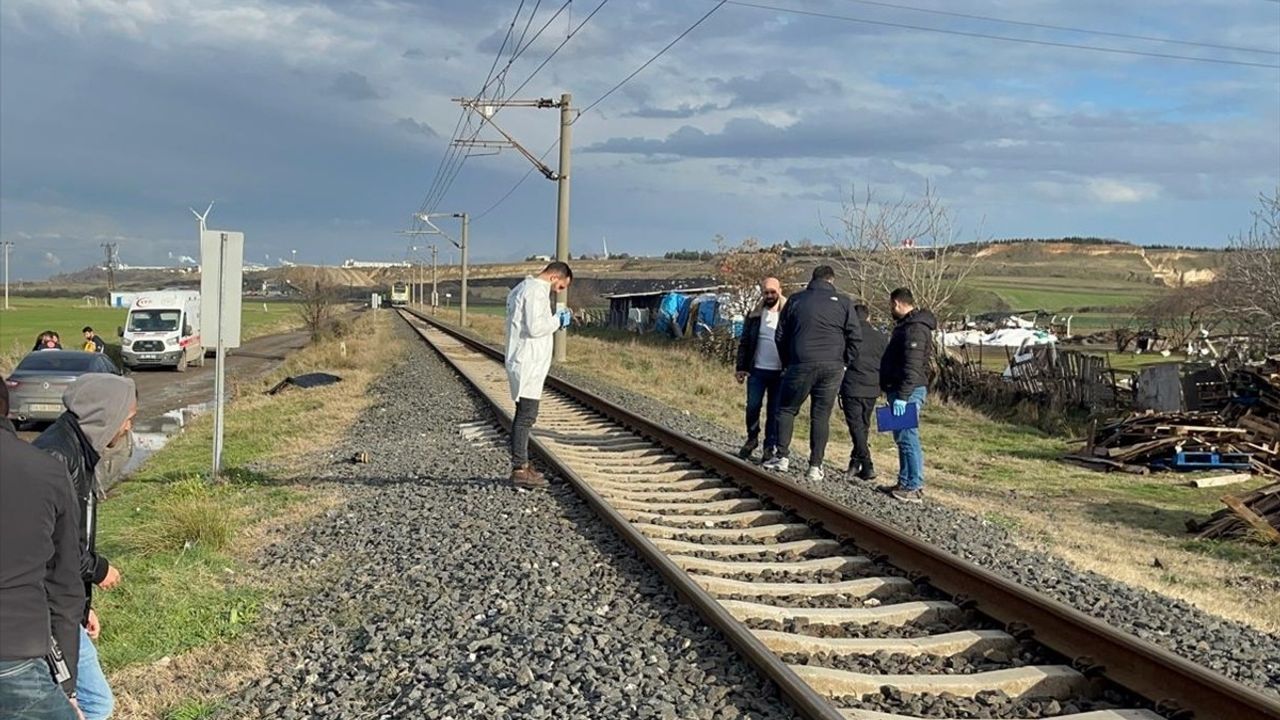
[503,261,574,488]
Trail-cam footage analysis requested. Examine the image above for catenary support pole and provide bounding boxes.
[458,213,470,328]
[553,92,572,362]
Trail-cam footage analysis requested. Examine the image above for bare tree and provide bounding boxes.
[1135,284,1223,348]
[713,236,801,318]
[1221,188,1280,338]
[826,183,982,320]
[297,282,339,340]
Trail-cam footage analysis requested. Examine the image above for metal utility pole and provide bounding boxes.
[101,242,118,291]
[457,212,470,328]
[451,94,572,358]
[1,241,12,310]
[431,245,439,314]
[553,92,573,361]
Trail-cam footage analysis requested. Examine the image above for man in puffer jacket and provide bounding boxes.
[34,374,137,720]
[878,287,936,503]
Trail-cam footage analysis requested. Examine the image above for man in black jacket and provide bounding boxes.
[0,381,84,720]
[878,287,937,503]
[840,304,888,480]
[763,266,860,482]
[734,277,786,462]
[35,374,136,720]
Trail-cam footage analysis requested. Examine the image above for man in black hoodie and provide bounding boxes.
[0,380,84,720]
[763,266,860,482]
[879,287,936,503]
[840,304,888,480]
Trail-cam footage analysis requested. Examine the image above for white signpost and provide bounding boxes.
[200,229,244,478]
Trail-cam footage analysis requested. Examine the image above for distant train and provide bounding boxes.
[389,282,410,307]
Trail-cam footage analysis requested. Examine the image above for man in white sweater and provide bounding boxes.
[504,261,574,488]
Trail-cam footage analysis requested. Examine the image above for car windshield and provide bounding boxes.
[128,309,181,332]
[15,353,97,373]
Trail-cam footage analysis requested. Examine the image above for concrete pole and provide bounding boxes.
[2,241,11,310]
[459,212,470,328]
[431,245,439,315]
[553,92,572,362]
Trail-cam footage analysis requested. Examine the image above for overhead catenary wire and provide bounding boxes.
[479,0,729,218]
[422,0,589,217]
[826,0,1279,55]
[577,0,729,120]
[427,0,612,217]
[720,0,1280,69]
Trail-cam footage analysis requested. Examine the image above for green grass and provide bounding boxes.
[0,296,302,372]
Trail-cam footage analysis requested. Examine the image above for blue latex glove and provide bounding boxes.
[892,399,908,416]
[557,309,573,328]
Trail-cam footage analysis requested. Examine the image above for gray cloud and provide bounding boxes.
[395,117,438,137]
[711,69,842,107]
[327,71,380,101]
[628,102,721,119]
[402,48,425,58]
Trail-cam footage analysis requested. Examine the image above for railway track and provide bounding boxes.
[399,308,1279,720]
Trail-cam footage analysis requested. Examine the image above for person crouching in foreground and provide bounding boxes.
[504,261,573,488]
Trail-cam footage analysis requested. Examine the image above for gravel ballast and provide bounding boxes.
[550,365,1280,697]
[218,321,797,719]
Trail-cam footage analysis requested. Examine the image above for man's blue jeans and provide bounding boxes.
[889,386,927,491]
[77,627,114,720]
[745,369,783,451]
[0,658,78,720]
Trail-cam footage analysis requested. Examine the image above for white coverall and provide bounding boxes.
[504,276,560,401]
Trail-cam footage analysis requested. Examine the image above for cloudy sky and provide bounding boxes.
[1,0,1277,279]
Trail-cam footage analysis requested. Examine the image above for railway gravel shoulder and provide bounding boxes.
[546,365,1280,697]
[215,320,798,719]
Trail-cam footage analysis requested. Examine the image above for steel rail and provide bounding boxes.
[399,311,844,719]
[403,308,1280,720]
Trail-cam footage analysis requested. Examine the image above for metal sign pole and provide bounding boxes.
[212,233,227,478]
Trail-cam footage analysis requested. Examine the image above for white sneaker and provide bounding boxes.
[806,466,825,482]
[762,455,789,472]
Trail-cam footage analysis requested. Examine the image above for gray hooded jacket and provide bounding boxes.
[34,374,136,615]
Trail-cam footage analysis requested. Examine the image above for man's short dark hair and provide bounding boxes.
[543,261,573,281]
[853,303,869,320]
[812,265,835,282]
[890,287,915,305]
[82,326,94,334]
[0,377,8,418]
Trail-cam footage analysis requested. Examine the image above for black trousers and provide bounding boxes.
[776,362,844,465]
[511,398,540,468]
[841,393,877,470]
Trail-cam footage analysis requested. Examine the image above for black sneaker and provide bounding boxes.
[878,484,923,503]
[737,438,759,460]
[857,464,878,481]
[846,458,862,476]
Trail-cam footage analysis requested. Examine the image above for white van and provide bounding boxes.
[119,291,205,371]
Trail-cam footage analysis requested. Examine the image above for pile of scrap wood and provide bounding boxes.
[1064,367,1280,476]
[1186,481,1280,544]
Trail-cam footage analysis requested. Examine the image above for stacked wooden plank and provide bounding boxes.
[1187,482,1280,544]
[1067,369,1280,477]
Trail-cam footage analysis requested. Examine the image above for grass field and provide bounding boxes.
[92,310,404,718]
[453,313,1278,632]
[0,296,302,373]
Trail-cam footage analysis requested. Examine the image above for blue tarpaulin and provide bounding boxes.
[656,292,691,337]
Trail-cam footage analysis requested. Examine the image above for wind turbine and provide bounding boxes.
[190,201,214,234]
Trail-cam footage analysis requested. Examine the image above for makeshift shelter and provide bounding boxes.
[604,285,725,333]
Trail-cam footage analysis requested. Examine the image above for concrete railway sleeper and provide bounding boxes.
[399,309,1280,720]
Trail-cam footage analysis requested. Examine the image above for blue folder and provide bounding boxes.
[875,403,919,432]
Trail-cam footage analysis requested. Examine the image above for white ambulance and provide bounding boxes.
[119,291,205,371]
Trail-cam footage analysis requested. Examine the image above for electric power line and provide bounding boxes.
[720,0,1280,69]
[577,0,729,119]
[475,140,560,220]
[826,0,1279,56]
[427,0,613,217]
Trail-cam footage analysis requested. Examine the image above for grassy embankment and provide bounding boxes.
[453,312,1279,633]
[90,309,403,719]
[0,296,303,374]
